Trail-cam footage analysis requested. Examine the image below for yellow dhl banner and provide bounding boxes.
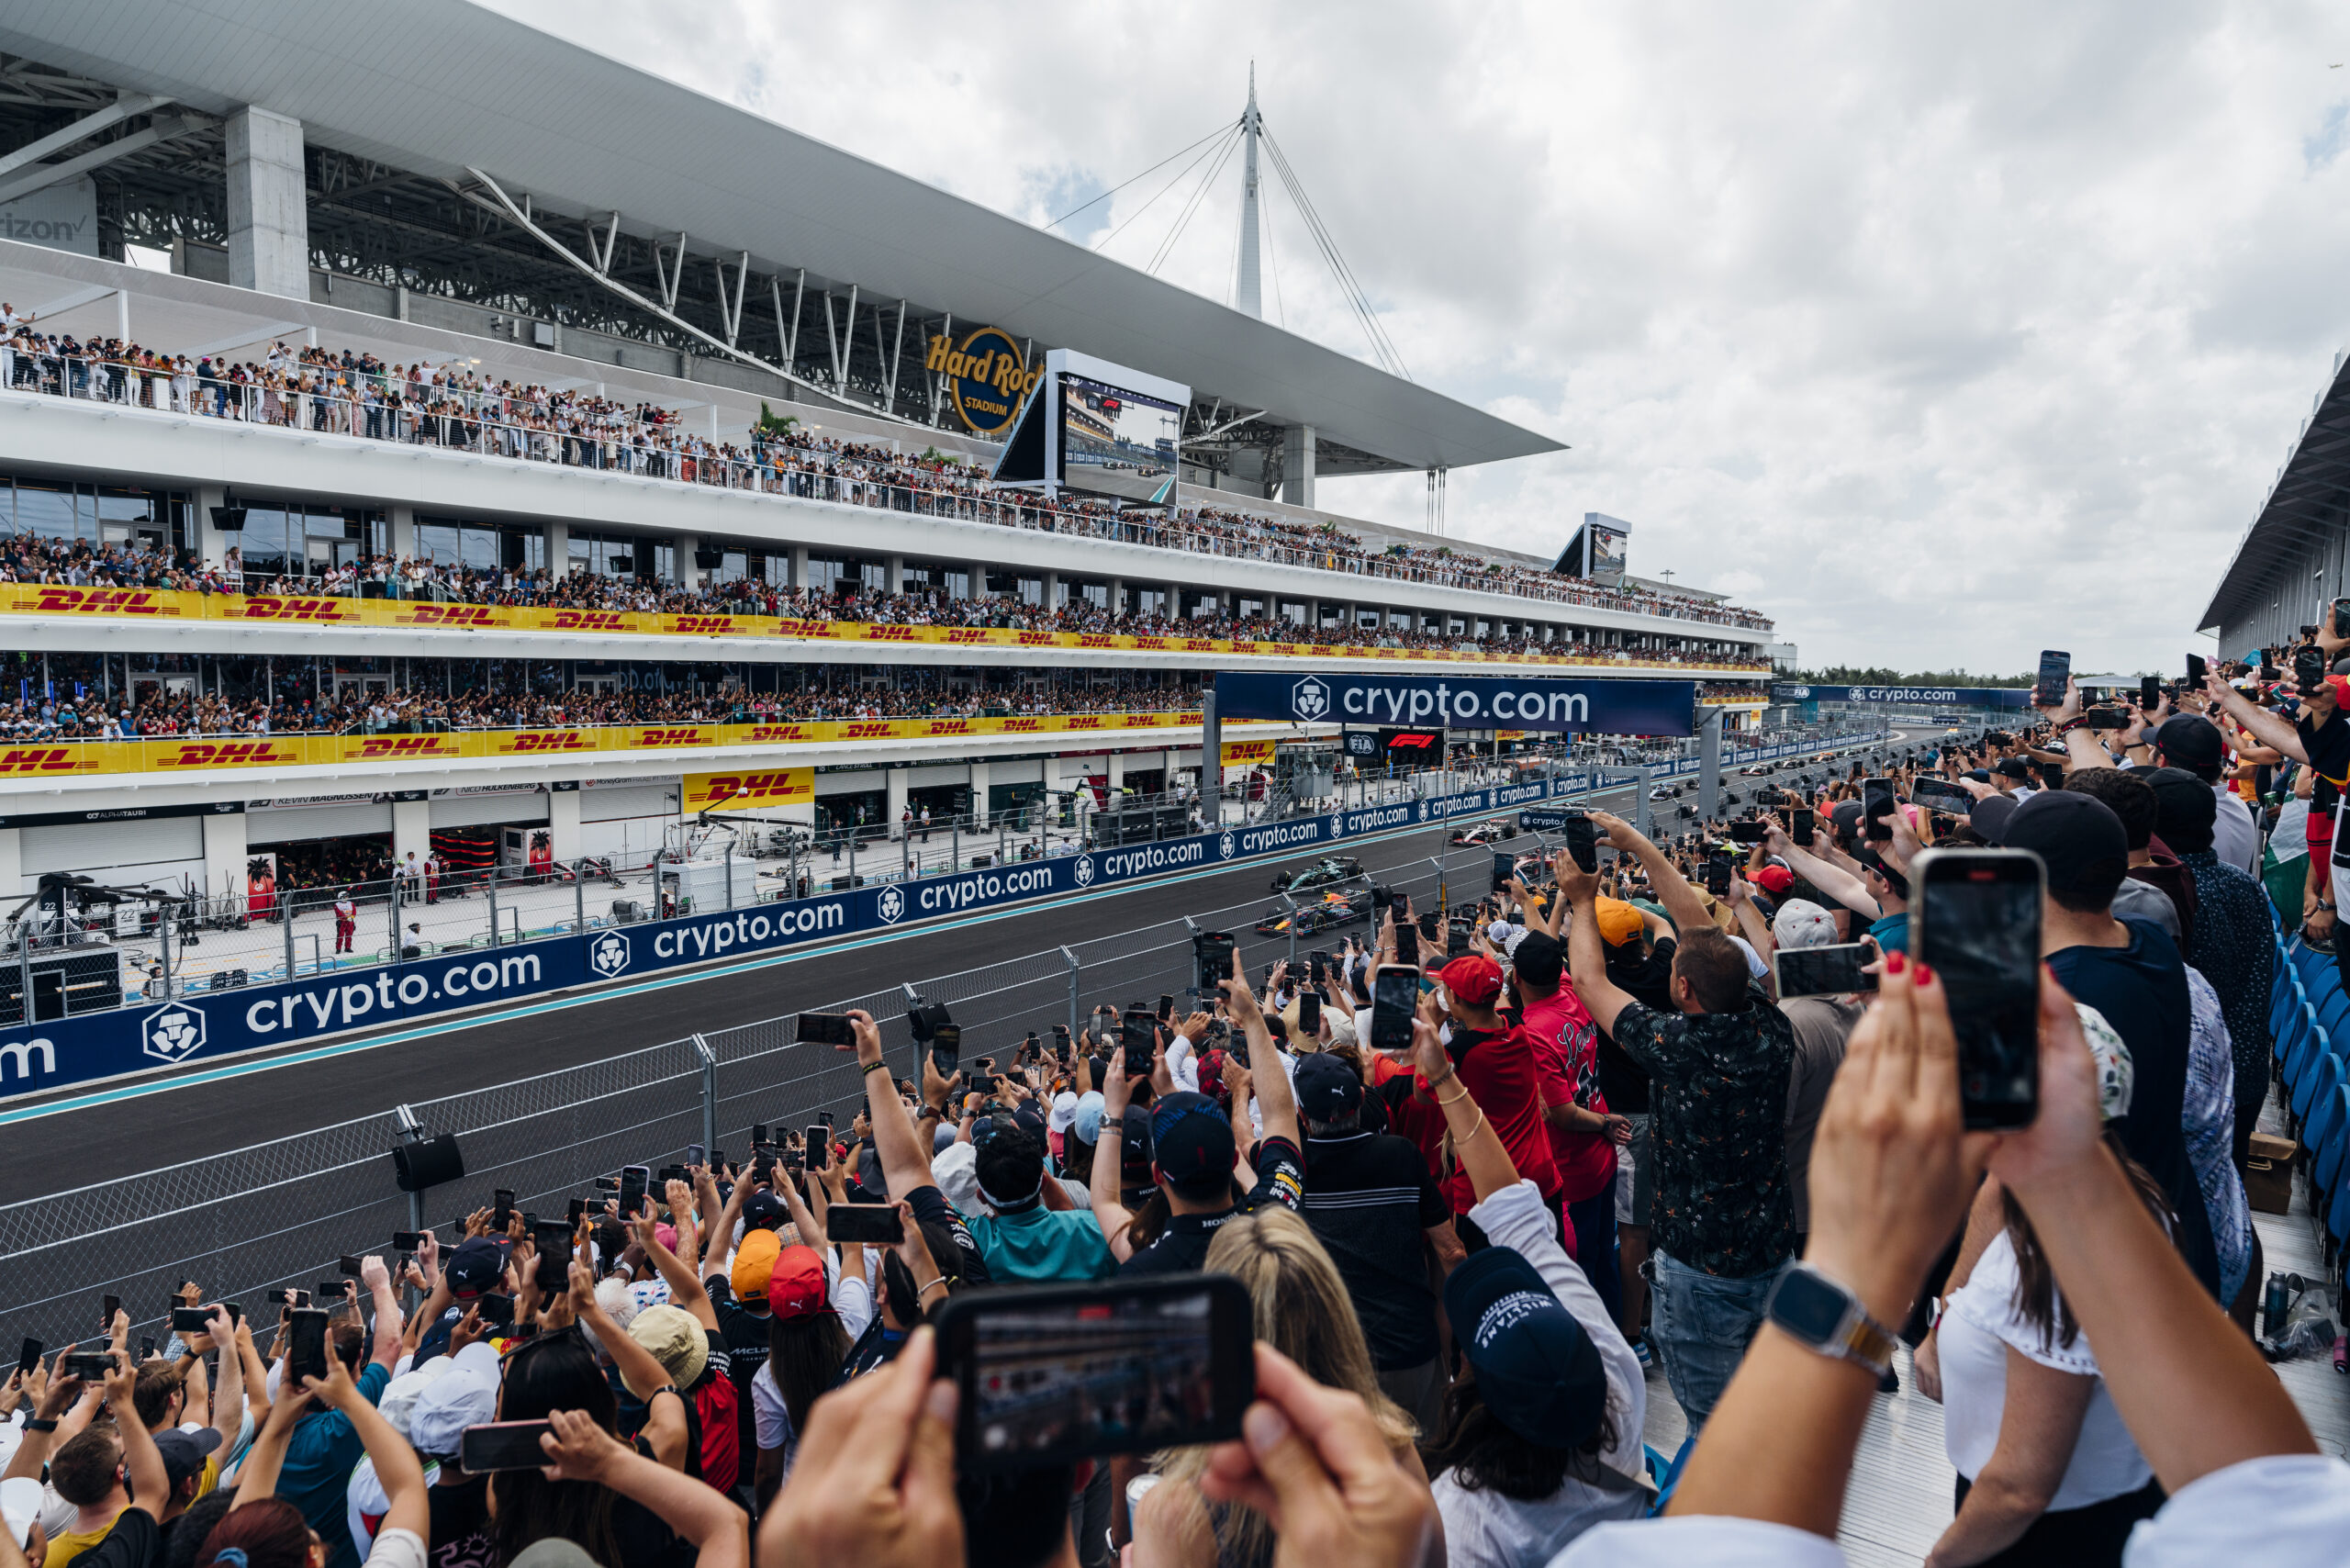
[0,585,1760,673]
[0,712,1261,779]
[1219,739,1278,767]
[683,767,815,811]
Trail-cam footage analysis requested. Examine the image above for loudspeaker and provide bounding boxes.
[208,506,247,532]
[693,546,723,570]
[390,1133,464,1193]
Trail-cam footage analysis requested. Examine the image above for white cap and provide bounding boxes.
[1486,920,1515,945]
[2,1476,42,1547]
[1771,899,1840,951]
[1047,1091,1080,1134]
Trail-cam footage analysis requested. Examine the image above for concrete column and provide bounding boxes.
[224,106,311,300]
[968,561,992,599]
[543,520,568,574]
[886,554,905,595]
[967,759,990,826]
[0,826,19,898]
[393,797,431,868]
[677,533,703,589]
[1166,581,1181,618]
[1280,424,1316,509]
[1043,569,1061,610]
[195,484,229,569]
[389,504,417,560]
[886,767,909,838]
[790,544,811,591]
[1106,753,1126,798]
[1109,577,1125,615]
[201,812,247,902]
[547,785,583,862]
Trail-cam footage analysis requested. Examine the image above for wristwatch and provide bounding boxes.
[1764,1262,1898,1378]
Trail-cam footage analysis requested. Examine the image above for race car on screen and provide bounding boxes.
[1254,888,1373,935]
[1267,855,1364,893]
[1448,817,1514,846]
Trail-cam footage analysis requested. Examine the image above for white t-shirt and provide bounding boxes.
[2211,786,2258,876]
[1939,1231,2151,1509]
[1434,1180,1649,1568]
[752,1267,876,1462]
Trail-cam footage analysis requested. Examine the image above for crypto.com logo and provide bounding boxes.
[143,1004,207,1064]
[588,931,632,979]
[876,886,907,924]
[1291,677,1332,722]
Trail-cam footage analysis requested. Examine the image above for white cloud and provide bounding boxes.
[483,0,2350,673]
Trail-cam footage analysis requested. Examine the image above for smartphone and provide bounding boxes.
[2186,653,2207,689]
[263,1288,308,1307]
[1912,847,2044,1129]
[617,1165,649,1218]
[474,1293,516,1327]
[1705,849,1732,896]
[796,1012,855,1047]
[2332,598,2350,639]
[971,1072,1000,1098]
[62,1351,115,1380]
[1393,918,1418,968]
[1120,1008,1157,1061]
[1773,942,1880,999]
[1305,951,1327,984]
[2140,675,2161,711]
[1417,911,1439,942]
[532,1222,573,1291]
[339,1255,364,1277]
[16,1338,39,1377]
[1911,778,1975,817]
[285,1307,330,1383]
[752,1123,768,1148]
[139,1337,156,1361]
[1789,808,1815,847]
[2297,644,2329,693]
[458,1419,554,1473]
[1157,994,1175,1021]
[1052,1024,1071,1050]
[2081,709,2131,731]
[1371,963,1419,1053]
[687,1143,705,1169]
[1862,778,1897,841]
[101,1294,120,1329]
[934,1275,1254,1470]
[491,1190,515,1232]
[930,1023,961,1081]
[2036,762,2065,790]
[1728,820,1768,845]
[1490,851,1515,893]
[825,1204,906,1245]
[392,1231,423,1252]
[1561,812,1598,873]
[1295,991,1321,1036]
[317,1282,352,1301]
[805,1126,831,1170]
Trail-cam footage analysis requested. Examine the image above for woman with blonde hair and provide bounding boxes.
[1133,1206,1427,1568]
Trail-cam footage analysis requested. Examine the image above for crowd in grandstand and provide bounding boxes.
[0,321,1770,631]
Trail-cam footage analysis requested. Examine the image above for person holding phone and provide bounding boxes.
[23,1337,171,1568]
[263,1255,402,1568]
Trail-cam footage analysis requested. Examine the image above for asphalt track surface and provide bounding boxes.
[0,736,1916,1198]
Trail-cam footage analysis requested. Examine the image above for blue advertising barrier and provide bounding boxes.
[0,736,1886,1100]
[1214,671,1696,735]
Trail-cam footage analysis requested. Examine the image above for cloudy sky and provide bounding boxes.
[490,1,2350,674]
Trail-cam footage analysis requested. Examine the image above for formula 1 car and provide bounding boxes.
[1268,855,1365,894]
[1254,888,1373,935]
[1448,817,1515,846]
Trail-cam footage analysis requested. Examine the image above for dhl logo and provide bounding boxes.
[862,625,917,642]
[699,773,806,800]
[34,588,165,615]
[636,729,709,746]
[162,742,297,767]
[945,628,990,644]
[746,725,816,743]
[1178,711,1204,723]
[242,598,357,622]
[549,610,631,632]
[504,732,590,753]
[776,621,841,637]
[1181,639,1215,652]
[1002,718,1042,731]
[1017,632,1056,645]
[356,736,462,759]
[404,606,500,627]
[1079,634,1115,647]
[1067,716,1103,729]
[841,722,895,739]
[0,746,80,774]
[925,720,973,734]
[672,616,739,634]
[1132,637,1169,650]
[1230,642,1259,654]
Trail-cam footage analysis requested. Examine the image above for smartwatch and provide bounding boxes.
[1764,1261,1898,1378]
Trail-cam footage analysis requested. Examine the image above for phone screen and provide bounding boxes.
[101,1295,119,1329]
[1705,850,1732,895]
[796,1012,855,1047]
[1789,808,1815,847]
[17,1338,40,1376]
[1774,943,1879,998]
[2032,649,2070,707]
[1561,813,1598,872]
[286,1308,330,1384]
[2186,653,2207,688]
[2140,675,2160,711]
[1295,991,1321,1036]
[935,1276,1255,1469]
[2333,598,2350,639]
[618,1165,649,1217]
[1912,778,1975,816]
[1490,851,1515,892]
[1728,821,1767,845]
[1394,920,1418,968]
[459,1420,555,1473]
[1371,965,1418,1052]
[1862,778,1897,840]
[1915,849,2042,1128]
[805,1126,831,1170]
[825,1204,905,1245]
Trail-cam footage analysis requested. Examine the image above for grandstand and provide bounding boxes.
[2202,342,2350,655]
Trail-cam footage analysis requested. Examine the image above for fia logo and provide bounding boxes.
[588,931,632,979]
[142,1004,206,1064]
[876,886,906,924]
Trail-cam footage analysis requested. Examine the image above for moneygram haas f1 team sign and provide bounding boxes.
[1214,672,1696,736]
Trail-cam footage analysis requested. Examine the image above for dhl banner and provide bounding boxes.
[1219,739,1278,767]
[683,767,815,812]
[0,712,1266,780]
[0,585,1761,674]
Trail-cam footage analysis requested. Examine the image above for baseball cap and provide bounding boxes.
[1485,919,1516,946]
[1292,1053,1363,1122]
[1771,899,1838,951]
[152,1427,221,1492]
[767,1245,830,1320]
[1830,800,1865,839]
[730,1228,781,1304]
[624,1304,709,1397]
[406,1341,500,1459]
[1149,1092,1237,1190]
[1436,953,1505,1008]
[1970,793,2019,845]
[444,1238,507,1299]
[741,1191,789,1232]
[931,1139,981,1215]
[1594,897,1644,946]
[2143,765,2218,854]
[1047,1091,1080,1134]
[1071,1091,1106,1145]
[1750,864,1795,896]
[1118,1104,1157,1188]
[1510,930,1563,990]
[2000,790,2128,901]
[1442,1245,1607,1450]
[2,1476,43,1548]
[2153,713,2224,771]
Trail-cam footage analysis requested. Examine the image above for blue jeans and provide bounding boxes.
[1567,1179,1622,1329]
[1649,1249,1785,1428]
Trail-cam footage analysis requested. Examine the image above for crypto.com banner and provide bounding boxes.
[1214,672,1695,736]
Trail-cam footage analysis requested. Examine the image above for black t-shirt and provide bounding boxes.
[2300,708,2350,818]
[1298,1130,1451,1369]
[1121,1135,1304,1275]
[909,1183,994,1288]
[1596,935,1677,1114]
[78,1508,159,1568]
[713,1297,770,1466]
[426,1477,495,1568]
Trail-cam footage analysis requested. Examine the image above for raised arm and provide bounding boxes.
[641,1188,719,1331]
[1092,1045,1140,1262]
[1220,950,1296,1148]
[202,1307,244,1451]
[840,1009,946,1199]
[1763,815,1880,919]
[2205,677,2313,764]
[1407,1011,1518,1201]
[1553,852,1638,1038]
[308,1355,428,1543]
[102,1350,170,1523]
[1588,811,1712,937]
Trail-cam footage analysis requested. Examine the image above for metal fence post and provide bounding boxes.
[284,897,297,980]
[692,1033,717,1158]
[575,866,586,932]
[1281,891,1300,970]
[1061,946,1080,1040]
[17,925,30,1024]
[486,875,498,948]
[1634,766,1652,841]
[389,879,401,969]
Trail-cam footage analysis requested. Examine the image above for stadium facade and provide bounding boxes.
[0,0,1774,921]
[2202,346,2350,656]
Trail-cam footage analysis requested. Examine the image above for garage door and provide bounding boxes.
[582,784,677,823]
[19,816,205,893]
[247,801,393,844]
[429,791,549,830]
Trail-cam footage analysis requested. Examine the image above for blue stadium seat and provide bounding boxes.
[2305,1082,2347,1192]
[2312,1085,2350,1198]
[2277,1004,2317,1092]
[2309,962,2344,1015]
[2329,1165,2350,1248]
[2293,1048,2343,1125]
[2312,990,2350,1049]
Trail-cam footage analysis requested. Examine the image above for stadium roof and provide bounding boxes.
[0,0,1564,476]
[2199,350,2350,633]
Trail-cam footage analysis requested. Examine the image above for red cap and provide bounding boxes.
[1751,865,1795,894]
[1436,953,1505,1008]
[766,1244,830,1320]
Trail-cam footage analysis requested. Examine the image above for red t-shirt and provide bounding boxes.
[1520,986,1617,1203]
[1394,1025,1562,1214]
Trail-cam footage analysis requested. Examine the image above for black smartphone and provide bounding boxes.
[2140,675,2161,711]
[532,1222,573,1290]
[263,1288,308,1307]
[2297,643,2329,693]
[317,1281,352,1301]
[825,1204,906,1245]
[101,1294,119,1329]
[140,1337,156,1361]
[473,1293,516,1327]
[1295,991,1321,1036]
[1561,812,1598,873]
[62,1350,115,1381]
[458,1420,554,1473]
[1371,964,1418,1053]
[2036,762,2065,790]
[1052,1024,1071,1050]
[796,1012,855,1047]
[934,1275,1254,1470]
[1705,849,1732,896]
[1912,847,2044,1129]
[1157,994,1175,1021]
[1728,821,1767,845]
[2081,709,2131,731]
[338,1255,364,1277]
[805,1126,831,1170]
[1120,1008,1157,1061]
[1911,778,1975,817]
[1490,851,1515,893]
[752,1123,768,1148]
[285,1307,330,1384]
[1417,910,1439,942]
[1789,808,1815,847]
[2332,598,2350,639]
[687,1143,705,1169]
[17,1338,40,1376]
[2031,649,2070,708]
[1773,943,1879,999]
[491,1190,515,1232]
[930,1023,961,1081]
[971,1072,1000,1098]
[2186,653,2207,688]
[392,1231,423,1252]
[1393,918,1418,968]
[617,1165,649,1217]
[1862,778,1897,841]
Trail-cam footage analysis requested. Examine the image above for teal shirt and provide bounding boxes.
[278,1360,390,1568]
[967,1204,1119,1282]
[1869,911,1909,956]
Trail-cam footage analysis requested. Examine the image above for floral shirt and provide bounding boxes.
[1611,998,1796,1278]
[2183,968,2253,1307]
[2177,849,2275,1089]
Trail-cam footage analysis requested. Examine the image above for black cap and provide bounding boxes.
[1994,756,2033,779]
[1970,793,2020,845]
[1442,1245,1607,1449]
[741,1191,789,1232]
[1292,1053,1363,1123]
[2153,714,2224,772]
[2001,790,2128,900]
[2143,765,2217,855]
[1510,930,1564,990]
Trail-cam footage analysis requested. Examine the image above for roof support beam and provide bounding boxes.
[772,269,803,364]
[0,91,169,181]
[0,113,206,206]
[714,250,749,349]
[652,230,687,311]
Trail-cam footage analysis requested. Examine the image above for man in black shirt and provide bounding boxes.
[1595,894,1676,1355]
[1292,1051,1462,1433]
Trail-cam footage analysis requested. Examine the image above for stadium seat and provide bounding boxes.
[2311,988,2349,1051]
[2312,1085,2350,1198]
[2293,1049,2343,1125]
[2279,1003,2322,1092]
[2304,1082,2347,1192]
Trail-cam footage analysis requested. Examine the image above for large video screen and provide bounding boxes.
[1588,523,1627,577]
[1058,372,1181,498]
